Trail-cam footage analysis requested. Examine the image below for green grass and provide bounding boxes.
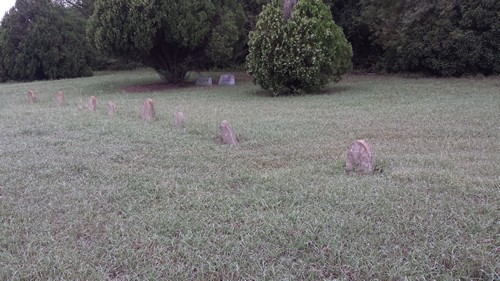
[0,69,499,280]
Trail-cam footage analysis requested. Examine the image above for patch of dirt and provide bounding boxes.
[120,82,191,93]
[120,72,254,93]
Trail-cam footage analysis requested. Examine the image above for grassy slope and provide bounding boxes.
[0,69,498,280]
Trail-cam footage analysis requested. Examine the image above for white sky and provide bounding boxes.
[0,0,16,20]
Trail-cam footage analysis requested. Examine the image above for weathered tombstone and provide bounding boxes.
[175,112,186,128]
[56,91,65,107]
[345,140,374,175]
[87,96,97,111]
[27,90,37,104]
[107,101,116,116]
[141,98,155,122]
[219,120,238,145]
[218,74,235,86]
[196,77,212,86]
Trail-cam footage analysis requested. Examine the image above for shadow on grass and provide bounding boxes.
[251,85,353,97]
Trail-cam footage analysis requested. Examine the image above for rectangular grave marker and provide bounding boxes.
[141,98,155,122]
[346,140,374,175]
[28,90,37,104]
[175,112,186,128]
[56,91,65,107]
[220,120,238,145]
[107,101,116,116]
[218,74,235,86]
[87,96,96,111]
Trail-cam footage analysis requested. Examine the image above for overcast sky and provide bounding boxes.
[0,0,16,20]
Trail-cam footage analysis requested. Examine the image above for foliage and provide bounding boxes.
[87,0,246,83]
[55,0,95,17]
[246,0,352,95]
[393,0,500,76]
[326,0,381,70]
[327,0,500,76]
[0,0,93,82]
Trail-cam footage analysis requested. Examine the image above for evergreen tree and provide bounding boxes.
[246,0,352,95]
[87,0,246,83]
[0,0,93,82]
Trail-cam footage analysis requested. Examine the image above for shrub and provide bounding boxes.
[0,0,93,82]
[246,0,352,95]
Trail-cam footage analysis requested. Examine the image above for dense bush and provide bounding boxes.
[246,0,352,95]
[394,0,500,76]
[87,0,246,84]
[0,0,93,82]
[330,0,500,76]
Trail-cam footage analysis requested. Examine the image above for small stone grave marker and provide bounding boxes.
[196,77,212,86]
[346,140,374,175]
[107,101,116,116]
[87,96,96,111]
[141,98,155,122]
[220,120,238,145]
[56,91,65,107]
[218,74,235,86]
[27,90,37,104]
[175,112,186,128]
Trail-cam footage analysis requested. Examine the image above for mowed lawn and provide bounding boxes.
[0,69,498,280]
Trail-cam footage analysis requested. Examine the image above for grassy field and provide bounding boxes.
[0,69,499,280]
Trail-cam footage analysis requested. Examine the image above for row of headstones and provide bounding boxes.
[196,74,235,86]
[27,90,374,175]
[28,90,116,115]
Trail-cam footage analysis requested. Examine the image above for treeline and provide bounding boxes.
[328,0,500,76]
[0,0,498,82]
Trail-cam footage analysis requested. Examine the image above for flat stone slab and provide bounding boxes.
[218,74,235,86]
[220,120,238,145]
[196,77,212,86]
[346,140,374,175]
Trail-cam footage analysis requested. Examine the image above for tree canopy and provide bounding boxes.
[328,0,500,76]
[0,0,93,82]
[87,0,246,84]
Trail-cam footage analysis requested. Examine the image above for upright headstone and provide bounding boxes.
[218,74,235,86]
[87,96,97,111]
[56,91,65,107]
[27,90,37,104]
[345,140,374,175]
[107,101,116,116]
[175,112,186,128]
[141,98,155,122]
[220,120,238,145]
[196,77,212,86]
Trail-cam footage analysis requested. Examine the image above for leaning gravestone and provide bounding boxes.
[175,112,186,128]
[27,90,37,104]
[346,140,374,175]
[220,120,238,145]
[218,74,235,86]
[196,77,212,86]
[87,96,96,111]
[107,101,116,116]
[56,91,65,107]
[141,98,155,122]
